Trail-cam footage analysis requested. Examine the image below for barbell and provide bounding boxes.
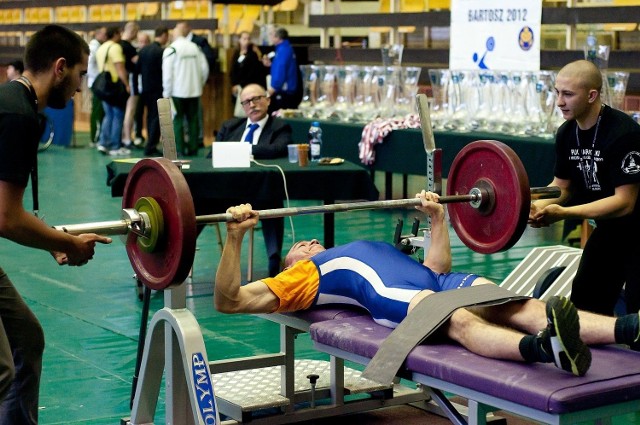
[54,140,559,291]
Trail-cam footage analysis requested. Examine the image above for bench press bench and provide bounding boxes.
[308,312,640,425]
[243,246,640,425]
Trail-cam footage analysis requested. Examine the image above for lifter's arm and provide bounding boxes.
[416,191,451,274]
[214,204,280,314]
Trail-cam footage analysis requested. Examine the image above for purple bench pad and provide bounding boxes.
[309,315,640,414]
[280,306,368,323]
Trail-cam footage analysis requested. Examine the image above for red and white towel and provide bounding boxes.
[358,114,421,165]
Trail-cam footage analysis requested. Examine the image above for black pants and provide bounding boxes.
[140,90,162,154]
[172,97,200,156]
[89,87,105,144]
[0,268,45,425]
[253,199,284,277]
[268,91,298,114]
[134,92,146,141]
[570,220,640,316]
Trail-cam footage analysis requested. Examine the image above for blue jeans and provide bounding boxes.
[99,101,125,151]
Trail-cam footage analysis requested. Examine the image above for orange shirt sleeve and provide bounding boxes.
[261,260,319,312]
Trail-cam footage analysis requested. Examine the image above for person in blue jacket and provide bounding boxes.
[262,27,300,113]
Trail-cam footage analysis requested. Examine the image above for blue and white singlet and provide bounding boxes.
[310,241,478,328]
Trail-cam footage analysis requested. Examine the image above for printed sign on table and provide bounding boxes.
[450,0,542,71]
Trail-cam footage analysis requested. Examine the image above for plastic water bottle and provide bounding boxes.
[585,32,597,64]
[308,121,322,162]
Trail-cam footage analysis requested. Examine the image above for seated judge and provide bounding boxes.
[212,84,292,159]
[209,84,293,276]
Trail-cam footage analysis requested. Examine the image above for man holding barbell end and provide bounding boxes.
[529,59,640,317]
[0,25,112,424]
[216,191,640,377]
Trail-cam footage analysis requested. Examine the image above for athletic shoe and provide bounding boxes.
[545,296,592,376]
[630,312,640,351]
[108,147,131,156]
[97,145,108,155]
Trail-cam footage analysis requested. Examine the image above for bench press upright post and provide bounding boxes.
[330,356,345,406]
[164,285,190,424]
[127,283,219,425]
[416,93,442,192]
[128,99,220,425]
[416,93,441,248]
[280,324,297,413]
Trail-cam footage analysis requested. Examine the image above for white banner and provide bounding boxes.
[450,0,542,71]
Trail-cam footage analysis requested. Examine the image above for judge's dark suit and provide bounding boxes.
[215,116,292,159]
[210,115,293,276]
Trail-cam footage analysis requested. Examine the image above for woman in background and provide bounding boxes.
[230,31,267,117]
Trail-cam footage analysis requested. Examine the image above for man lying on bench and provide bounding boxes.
[214,191,640,377]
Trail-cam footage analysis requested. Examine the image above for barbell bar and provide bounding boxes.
[52,140,557,291]
[54,186,559,236]
[198,186,559,223]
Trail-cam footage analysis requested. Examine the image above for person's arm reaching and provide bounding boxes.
[530,179,639,227]
[529,177,572,227]
[416,190,451,274]
[214,204,280,313]
[0,181,111,266]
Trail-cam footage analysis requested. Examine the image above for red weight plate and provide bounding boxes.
[122,158,196,290]
[446,140,530,254]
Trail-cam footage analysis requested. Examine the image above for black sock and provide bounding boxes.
[614,313,640,346]
[519,333,553,363]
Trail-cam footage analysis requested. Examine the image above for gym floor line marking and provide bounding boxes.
[25,272,83,292]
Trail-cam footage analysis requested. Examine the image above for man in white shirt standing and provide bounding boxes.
[162,23,209,157]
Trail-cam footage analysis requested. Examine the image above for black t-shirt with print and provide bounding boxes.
[0,81,44,188]
[554,105,640,225]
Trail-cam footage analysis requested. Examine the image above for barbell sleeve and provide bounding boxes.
[54,220,130,236]
[530,186,561,199]
[53,208,145,237]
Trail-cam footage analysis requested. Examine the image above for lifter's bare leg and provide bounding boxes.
[408,285,593,375]
[469,296,618,345]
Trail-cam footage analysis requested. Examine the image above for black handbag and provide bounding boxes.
[92,44,128,106]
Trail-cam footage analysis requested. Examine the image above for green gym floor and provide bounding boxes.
[4,134,638,424]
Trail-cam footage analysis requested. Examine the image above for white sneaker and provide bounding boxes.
[97,145,108,155]
[122,139,132,148]
[109,147,131,156]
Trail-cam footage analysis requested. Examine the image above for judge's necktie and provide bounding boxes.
[244,123,259,143]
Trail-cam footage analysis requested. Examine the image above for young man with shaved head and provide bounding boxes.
[530,59,640,316]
